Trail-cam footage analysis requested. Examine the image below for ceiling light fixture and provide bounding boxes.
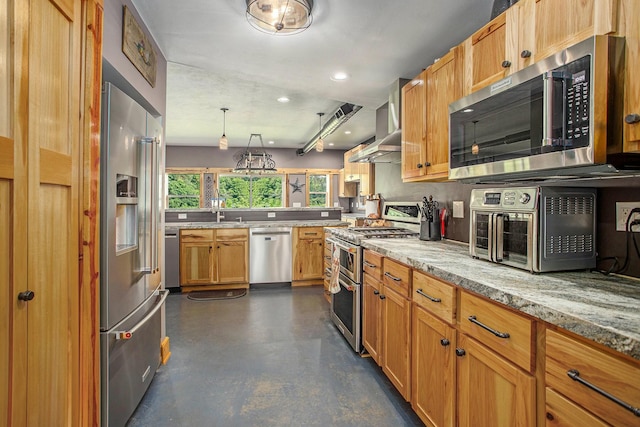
[219,107,229,150]
[246,0,313,35]
[277,96,290,103]
[232,133,278,174]
[316,112,324,152]
[331,72,349,81]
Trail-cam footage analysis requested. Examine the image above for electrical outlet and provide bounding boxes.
[615,202,640,232]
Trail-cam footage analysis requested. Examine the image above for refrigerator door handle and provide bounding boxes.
[138,136,159,275]
[112,289,169,340]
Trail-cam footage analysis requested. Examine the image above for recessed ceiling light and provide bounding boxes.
[344,130,351,135]
[329,143,334,146]
[277,96,290,103]
[268,140,275,144]
[463,108,474,113]
[331,72,349,81]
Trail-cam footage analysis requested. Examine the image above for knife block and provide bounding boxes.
[420,219,441,241]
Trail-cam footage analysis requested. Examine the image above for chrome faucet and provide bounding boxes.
[211,188,225,223]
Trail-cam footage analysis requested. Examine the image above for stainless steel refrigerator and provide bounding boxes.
[100,82,168,427]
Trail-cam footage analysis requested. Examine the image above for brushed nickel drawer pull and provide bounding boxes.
[567,369,640,417]
[384,272,401,282]
[416,288,441,303]
[363,261,376,268]
[468,315,510,339]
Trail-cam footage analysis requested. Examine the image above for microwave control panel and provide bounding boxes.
[564,55,591,145]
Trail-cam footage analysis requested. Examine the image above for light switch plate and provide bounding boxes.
[178,213,187,219]
[267,212,276,218]
[452,201,464,219]
[321,211,329,217]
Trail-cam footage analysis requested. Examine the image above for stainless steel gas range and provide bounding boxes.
[326,202,420,352]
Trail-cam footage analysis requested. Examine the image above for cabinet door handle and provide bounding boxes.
[468,315,510,339]
[455,348,466,357]
[373,290,380,295]
[18,290,35,301]
[424,162,431,167]
[520,50,532,58]
[501,60,512,68]
[625,113,640,124]
[440,339,450,347]
[567,370,640,417]
[384,272,401,282]
[363,261,376,268]
[379,294,386,300]
[416,288,441,303]
[417,163,423,168]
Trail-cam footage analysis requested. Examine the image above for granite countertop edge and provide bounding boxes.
[165,220,349,230]
[360,238,640,360]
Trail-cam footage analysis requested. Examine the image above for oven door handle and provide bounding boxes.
[338,276,358,292]
[487,213,494,262]
[494,213,504,262]
[327,237,358,254]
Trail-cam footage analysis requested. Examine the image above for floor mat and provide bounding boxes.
[186,289,247,301]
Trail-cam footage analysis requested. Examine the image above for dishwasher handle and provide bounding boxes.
[251,231,291,236]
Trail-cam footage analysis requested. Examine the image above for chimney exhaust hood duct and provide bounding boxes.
[349,78,410,164]
[296,103,362,156]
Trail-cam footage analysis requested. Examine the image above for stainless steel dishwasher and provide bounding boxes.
[250,227,292,284]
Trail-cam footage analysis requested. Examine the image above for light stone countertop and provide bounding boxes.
[165,220,349,231]
[361,237,640,360]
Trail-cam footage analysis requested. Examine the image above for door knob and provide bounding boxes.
[18,290,35,301]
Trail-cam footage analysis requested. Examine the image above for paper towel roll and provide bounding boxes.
[365,200,380,218]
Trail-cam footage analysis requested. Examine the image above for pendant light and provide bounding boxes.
[219,108,229,150]
[246,0,314,35]
[315,112,324,152]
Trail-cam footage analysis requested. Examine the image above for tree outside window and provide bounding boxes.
[167,173,201,208]
[218,174,283,208]
[309,174,328,207]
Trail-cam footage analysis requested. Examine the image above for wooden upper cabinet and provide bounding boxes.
[619,0,640,152]
[534,0,617,62]
[401,71,427,180]
[463,13,510,94]
[424,46,463,181]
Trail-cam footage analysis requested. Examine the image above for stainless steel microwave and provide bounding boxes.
[449,36,624,182]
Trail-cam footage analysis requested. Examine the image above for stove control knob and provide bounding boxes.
[519,192,531,204]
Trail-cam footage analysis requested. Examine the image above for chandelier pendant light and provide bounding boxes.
[219,108,229,150]
[246,0,314,35]
[232,133,278,174]
[315,112,324,152]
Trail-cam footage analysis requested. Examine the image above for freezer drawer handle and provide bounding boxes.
[567,369,640,417]
[113,290,169,340]
[468,315,510,339]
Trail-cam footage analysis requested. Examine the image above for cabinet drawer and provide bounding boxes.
[545,388,608,427]
[324,240,333,262]
[382,258,411,298]
[459,291,534,372]
[412,270,456,324]
[216,228,248,241]
[298,227,323,238]
[363,250,383,281]
[180,229,214,242]
[546,329,640,427]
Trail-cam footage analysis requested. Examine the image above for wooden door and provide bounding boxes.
[620,0,640,152]
[180,243,213,285]
[401,71,426,180]
[411,305,456,427]
[457,334,536,427]
[381,285,411,401]
[216,240,248,283]
[425,46,462,181]
[362,275,382,365]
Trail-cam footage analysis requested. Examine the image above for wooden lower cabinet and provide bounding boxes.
[363,273,383,364]
[545,388,609,427]
[411,305,456,427]
[292,227,324,284]
[381,285,412,401]
[180,228,249,289]
[456,333,536,427]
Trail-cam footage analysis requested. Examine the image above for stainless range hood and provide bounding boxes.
[349,78,409,163]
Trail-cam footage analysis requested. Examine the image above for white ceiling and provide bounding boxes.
[132,0,495,151]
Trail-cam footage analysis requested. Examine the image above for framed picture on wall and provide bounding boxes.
[122,6,157,87]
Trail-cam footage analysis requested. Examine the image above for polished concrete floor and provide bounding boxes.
[127,286,424,426]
